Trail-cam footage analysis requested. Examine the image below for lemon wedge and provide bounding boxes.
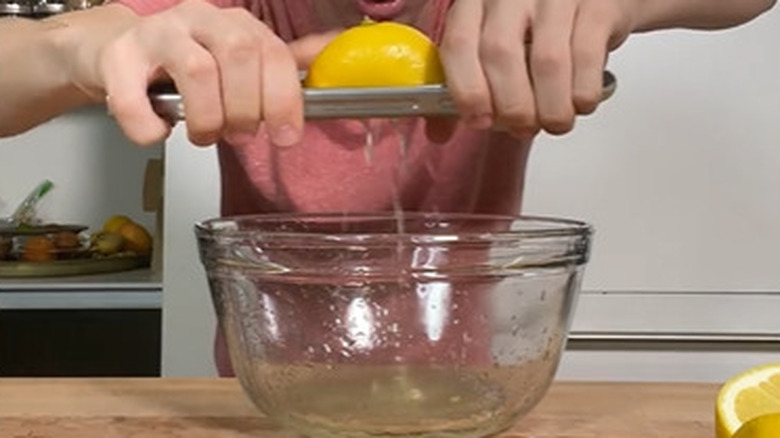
[715,363,780,438]
[733,413,780,438]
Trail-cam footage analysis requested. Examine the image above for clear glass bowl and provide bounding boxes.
[196,213,592,438]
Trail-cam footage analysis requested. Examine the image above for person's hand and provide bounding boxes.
[72,0,334,146]
[438,0,638,139]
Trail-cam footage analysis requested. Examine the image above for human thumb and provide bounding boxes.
[288,30,341,71]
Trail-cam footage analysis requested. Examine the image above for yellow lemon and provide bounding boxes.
[116,221,153,256]
[305,19,445,88]
[733,413,780,438]
[103,215,132,233]
[716,363,780,438]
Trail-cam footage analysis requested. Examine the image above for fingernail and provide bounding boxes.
[270,124,301,147]
[466,113,494,130]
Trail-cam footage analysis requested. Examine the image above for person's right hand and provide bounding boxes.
[435,0,638,141]
[74,0,334,147]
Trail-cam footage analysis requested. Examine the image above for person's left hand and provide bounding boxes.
[436,0,639,140]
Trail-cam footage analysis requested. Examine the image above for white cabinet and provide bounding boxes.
[523,9,780,381]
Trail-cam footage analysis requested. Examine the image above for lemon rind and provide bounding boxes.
[716,364,780,436]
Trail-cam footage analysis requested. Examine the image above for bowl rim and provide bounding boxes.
[194,212,593,241]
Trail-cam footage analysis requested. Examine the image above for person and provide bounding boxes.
[0,0,775,376]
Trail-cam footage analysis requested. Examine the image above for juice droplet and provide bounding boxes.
[362,119,375,165]
[391,119,410,159]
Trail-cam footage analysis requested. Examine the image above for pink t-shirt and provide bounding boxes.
[117,0,533,375]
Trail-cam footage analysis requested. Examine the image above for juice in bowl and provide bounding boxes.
[195,212,592,438]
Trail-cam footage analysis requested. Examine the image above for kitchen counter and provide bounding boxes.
[0,271,162,375]
[0,378,720,437]
[0,268,161,290]
[0,268,162,309]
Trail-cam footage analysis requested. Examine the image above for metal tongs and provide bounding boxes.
[149,71,617,122]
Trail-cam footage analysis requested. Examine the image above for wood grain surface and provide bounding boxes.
[0,378,720,438]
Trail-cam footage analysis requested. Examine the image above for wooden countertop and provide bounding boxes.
[0,378,719,437]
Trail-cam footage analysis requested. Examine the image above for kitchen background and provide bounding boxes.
[1,6,779,380]
[0,107,162,376]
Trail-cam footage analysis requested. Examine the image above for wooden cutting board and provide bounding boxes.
[0,378,720,438]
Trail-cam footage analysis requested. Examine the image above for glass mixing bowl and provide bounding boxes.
[196,212,592,438]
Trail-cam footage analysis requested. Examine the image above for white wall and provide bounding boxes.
[524,11,780,292]
[160,9,780,379]
[161,128,220,376]
[0,107,160,232]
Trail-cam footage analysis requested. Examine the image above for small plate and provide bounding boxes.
[0,255,150,278]
[0,224,88,237]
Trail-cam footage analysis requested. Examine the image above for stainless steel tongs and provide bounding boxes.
[149,70,616,122]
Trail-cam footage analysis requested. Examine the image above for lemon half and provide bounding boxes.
[715,363,780,438]
[733,413,780,438]
[305,19,445,88]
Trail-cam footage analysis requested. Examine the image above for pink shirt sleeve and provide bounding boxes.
[115,0,242,16]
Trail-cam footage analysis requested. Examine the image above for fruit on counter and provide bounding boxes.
[52,231,81,250]
[715,363,780,438]
[732,413,780,438]
[51,230,85,260]
[90,231,125,256]
[304,18,445,88]
[116,221,152,256]
[102,215,132,233]
[92,215,153,257]
[21,236,56,262]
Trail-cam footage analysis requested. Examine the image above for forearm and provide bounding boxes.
[635,0,777,32]
[0,4,138,138]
